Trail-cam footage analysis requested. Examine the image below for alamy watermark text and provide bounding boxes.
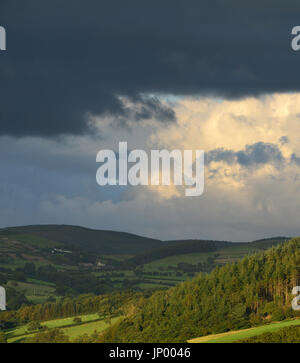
[96,142,204,197]
[0,26,6,51]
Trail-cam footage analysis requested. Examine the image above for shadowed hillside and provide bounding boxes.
[2,225,162,255]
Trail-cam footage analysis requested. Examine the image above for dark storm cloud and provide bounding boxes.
[237,143,284,167]
[207,142,285,168]
[1,0,300,136]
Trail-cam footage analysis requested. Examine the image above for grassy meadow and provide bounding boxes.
[6,313,121,343]
[188,319,300,343]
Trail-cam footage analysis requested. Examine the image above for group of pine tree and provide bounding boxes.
[1,238,300,343]
[101,238,300,342]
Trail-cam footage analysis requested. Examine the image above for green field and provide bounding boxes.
[62,316,120,339]
[6,313,120,343]
[5,280,56,304]
[188,319,300,343]
[144,252,213,270]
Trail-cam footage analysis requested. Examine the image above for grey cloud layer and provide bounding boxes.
[1,0,300,136]
[206,142,286,168]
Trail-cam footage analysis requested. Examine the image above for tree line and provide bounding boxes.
[0,290,149,329]
[126,241,217,267]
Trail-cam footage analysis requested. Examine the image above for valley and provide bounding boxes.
[0,225,287,306]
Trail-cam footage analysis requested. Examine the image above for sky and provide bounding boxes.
[1,1,300,241]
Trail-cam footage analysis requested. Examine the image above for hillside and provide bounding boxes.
[1,225,287,256]
[126,240,219,267]
[2,225,162,255]
[0,233,298,343]
[100,238,300,343]
[127,237,287,267]
[0,225,290,308]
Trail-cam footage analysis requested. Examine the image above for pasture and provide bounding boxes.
[6,313,120,343]
[188,319,300,343]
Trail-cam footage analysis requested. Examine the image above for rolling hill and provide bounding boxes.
[0,225,291,307]
[1,225,162,255]
[0,224,288,257]
[127,237,288,267]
